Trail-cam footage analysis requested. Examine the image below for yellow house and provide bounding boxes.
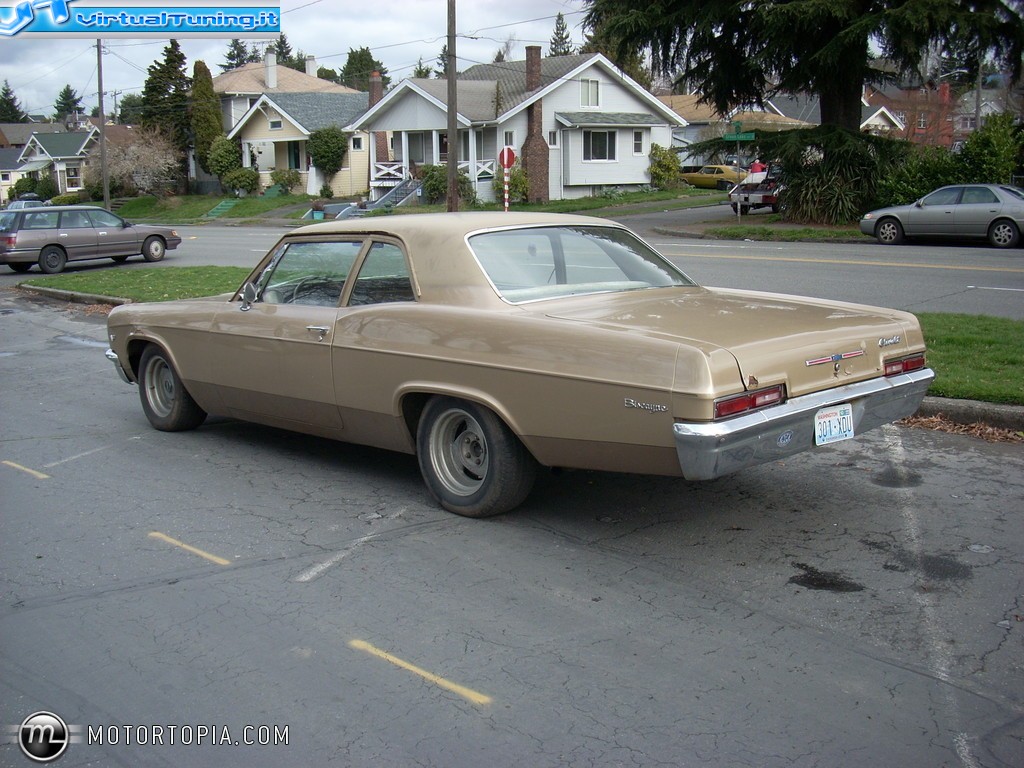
[227,92,372,197]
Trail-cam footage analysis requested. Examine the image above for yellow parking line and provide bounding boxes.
[2,460,50,480]
[349,639,492,706]
[148,531,231,566]
[663,251,1024,273]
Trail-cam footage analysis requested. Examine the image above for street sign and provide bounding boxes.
[724,132,756,141]
[498,146,517,169]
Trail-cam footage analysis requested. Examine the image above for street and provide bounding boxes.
[1,218,1023,766]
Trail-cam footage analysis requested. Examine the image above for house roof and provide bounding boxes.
[657,94,720,124]
[213,61,358,96]
[0,122,65,147]
[0,147,25,170]
[19,129,96,161]
[555,112,665,127]
[229,92,370,138]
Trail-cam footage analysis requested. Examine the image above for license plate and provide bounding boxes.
[814,403,854,446]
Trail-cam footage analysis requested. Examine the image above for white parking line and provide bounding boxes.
[967,285,1024,292]
[293,506,407,583]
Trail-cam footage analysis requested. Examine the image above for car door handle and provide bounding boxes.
[306,325,329,341]
[59,233,68,237]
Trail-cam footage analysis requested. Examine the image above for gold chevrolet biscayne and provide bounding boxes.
[106,213,934,517]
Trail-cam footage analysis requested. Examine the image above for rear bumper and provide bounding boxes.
[673,368,934,481]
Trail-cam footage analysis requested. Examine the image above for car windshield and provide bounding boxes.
[468,225,696,303]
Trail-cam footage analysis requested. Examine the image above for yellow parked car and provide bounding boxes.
[680,164,748,189]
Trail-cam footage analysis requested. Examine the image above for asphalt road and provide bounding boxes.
[5,205,1020,319]
[1,273,1022,766]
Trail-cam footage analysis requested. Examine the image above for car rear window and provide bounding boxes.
[1001,186,1024,200]
[468,225,696,303]
[0,212,14,231]
[22,211,60,229]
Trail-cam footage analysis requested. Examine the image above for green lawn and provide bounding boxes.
[116,194,318,223]
[20,269,1023,406]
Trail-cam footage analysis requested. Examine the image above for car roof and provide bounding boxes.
[13,204,114,213]
[288,211,618,240]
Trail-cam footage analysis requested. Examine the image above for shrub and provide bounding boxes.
[491,164,528,203]
[13,177,36,197]
[208,135,242,180]
[319,183,334,199]
[648,144,682,189]
[36,175,59,201]
[873,144,960,208]
[419,164,477,206]
[222,167,260,195]
[270,168,301,193]
[958,112,1023,185]
[307,126,349,181]
[49,192,83,206]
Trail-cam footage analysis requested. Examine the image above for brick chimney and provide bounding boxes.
[265,50,277,89]
[521,45,549,203]
[305,55,317,78]
[369,72,389,164]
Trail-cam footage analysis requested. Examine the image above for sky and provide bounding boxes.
[0,0,589,120]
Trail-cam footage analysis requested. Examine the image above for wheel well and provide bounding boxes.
[990,217,1018,230]
[399,391,529,455]
[125,339,153,379]
[400,392,431,441]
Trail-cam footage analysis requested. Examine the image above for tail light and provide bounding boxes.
[0,234,15,248]
[714,384,785,419]
[885,353,926,376]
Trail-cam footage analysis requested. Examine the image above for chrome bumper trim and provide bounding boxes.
[673,368,935,481]
[105,348,132,384]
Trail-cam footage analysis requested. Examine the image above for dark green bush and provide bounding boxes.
[491,164,528,203]
[35,175,59,201]
[648,144,682,189]
[269,168,301,193]
[222,167,260,195]
[419,164,477,206]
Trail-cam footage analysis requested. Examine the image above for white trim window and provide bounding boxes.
[547,130,559,148]
[917,113,927,129]
[503,130,515,148]
[632,130,644,155]
[351,136,364,151]
[65,164,82,189]
[580,78,600,108]
[269,118,283,130]
[583,130,616,161]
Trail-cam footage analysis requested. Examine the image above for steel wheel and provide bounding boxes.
[138,345,206,431]
[142,236,166,262]
[988,220,1020,249]
[417,397,536,517]
[38,245,67,274]
[875,218,904,245]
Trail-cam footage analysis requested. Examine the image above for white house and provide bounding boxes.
[349,47,686,203]
[17,129,98,194]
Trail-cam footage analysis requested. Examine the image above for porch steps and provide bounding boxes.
[262,184,285,198]
[203,199,240,218]
[346,179,421,218]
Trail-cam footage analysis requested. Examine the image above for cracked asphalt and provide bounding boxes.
[1,287,1022,767]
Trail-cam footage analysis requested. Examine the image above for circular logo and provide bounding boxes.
[19,711,69,763]
[776,430,794,448]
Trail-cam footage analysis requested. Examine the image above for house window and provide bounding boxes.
[583,130,616,161]
[269,119,283,130]
[1,172,9,182]
[917,113,927,129]
[547,130,558,148]
[633,130,643,155]
[503,130,515,148]
[580,79,600,108]
[352,136,363,151]
[960,115,977,131]
[288,141,301,170]
[66,165,81,188]
[895,111,905,124]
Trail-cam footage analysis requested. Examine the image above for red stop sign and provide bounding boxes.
[498,146,516,169]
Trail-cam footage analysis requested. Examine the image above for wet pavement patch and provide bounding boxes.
[789,562,865,592]
[870,466,924,488]
[861,539,972,581]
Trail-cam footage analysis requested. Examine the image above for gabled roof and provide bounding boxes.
[228,92,370,139]
[766,93,887,128]
[0,122,65,147]
[0,147,25,170]
[213,61,358,96]
[555,112,664,127]
[353,52,683,129]
[19,129,97,161]
[658,94,719,124]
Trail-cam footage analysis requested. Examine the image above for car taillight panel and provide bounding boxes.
[884,353,926,376]
[714,384,786,420]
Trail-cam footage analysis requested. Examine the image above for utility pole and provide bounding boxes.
[96,40,110,211]
[446,0,459,211]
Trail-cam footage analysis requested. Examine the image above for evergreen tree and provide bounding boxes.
[579,25,652,90]
[53,84,84,121]
[548,13,574,56]
[221,39,252,71]
[340,47,390,91]
[435,44,450,78]
[273,33,294,64]
[140,40,191,178]
[0,80,26,122]
[317,66,341,83]
[117,93,145,124]
[412,58,433,78]
[190,60,223,175]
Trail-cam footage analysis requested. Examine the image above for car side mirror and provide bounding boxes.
[122,220,132,227]
[914,200,924,208]
[240,282,257,311]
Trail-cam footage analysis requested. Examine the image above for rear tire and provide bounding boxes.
[8,262,32,273]
[417,396,536,517]
[988,219,1019,249]
[38,246,67,274]
[142,236,166,262]
[875,217,904,245]
[137,345,206,431]
[111,255,129,264]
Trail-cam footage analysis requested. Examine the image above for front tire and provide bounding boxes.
[38,245,67,274]
[142,236,166,262]
[416,397,536,518]
[137,345,206,431]
[875,217,904,245]
[988,219,1020,249]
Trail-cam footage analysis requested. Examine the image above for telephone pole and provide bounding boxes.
[96,40,110,211]
[446,0,459,211]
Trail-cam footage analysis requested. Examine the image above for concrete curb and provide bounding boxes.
[651,226,870,244]
[19,284,132,306]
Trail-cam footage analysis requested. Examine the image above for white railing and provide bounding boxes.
[373,162,406,182]
[372,159,496,184]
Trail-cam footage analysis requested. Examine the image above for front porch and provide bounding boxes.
[369,128,498,202]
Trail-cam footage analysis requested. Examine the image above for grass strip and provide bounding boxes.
[22,267,251,304]
[702,224,869,241]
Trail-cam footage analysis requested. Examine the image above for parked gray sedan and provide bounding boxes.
[860,184,1024,248]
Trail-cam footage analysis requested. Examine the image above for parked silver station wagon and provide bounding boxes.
[0,205,181,274]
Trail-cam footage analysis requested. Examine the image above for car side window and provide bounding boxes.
[347,241,415,306]
[21,211,60,229]
[960,187,998,204]
[258,240,362,307]
[60,210,92,228]
[922,187,961,206]
[88,210,123,228]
